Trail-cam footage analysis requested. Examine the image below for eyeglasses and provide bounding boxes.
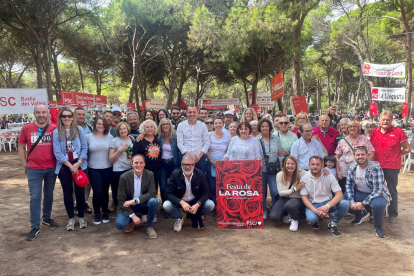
[303,130,313,133]
[162,123,170,126]
[61,115,73,119]
[182,163,195,167]
[206,122,214,125]
[279,122,289,125]
[348,125,358,128]
[172,112,180,115]
[113,113,122,117]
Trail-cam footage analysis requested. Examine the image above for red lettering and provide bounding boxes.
[0,97,16,106]
[8,97,16,106]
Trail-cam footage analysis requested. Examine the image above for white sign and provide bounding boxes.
[248,93,275,107]
[145,99,166,109]
[0,89,48,114]
[363,62,405,78]
[372,87,405,103]
[202,98,240,106]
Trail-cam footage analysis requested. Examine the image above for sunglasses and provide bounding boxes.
[279,122,289,125]
[172,112,180,115]
[206,122,214,125]
[354,146,366,150]
[61,115,73,119]
[113,113,122,116]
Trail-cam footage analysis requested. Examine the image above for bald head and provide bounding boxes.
[319,115,330,130]
[34,104,48,125]
[34,104,48,114]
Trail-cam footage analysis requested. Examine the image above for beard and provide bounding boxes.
[183,169,193,175]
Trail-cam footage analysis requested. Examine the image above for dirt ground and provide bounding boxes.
[1,151,413,276]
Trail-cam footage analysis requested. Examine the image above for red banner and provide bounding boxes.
[271,71,284,101]
[257,108,262,113]
[94,95,107,108]
[60,91,107,108]
[216,160,263,229]
[291,95,308,114]
[402,103,408,118]
[250,104,258,114]
[370,102,378,116]
[127,103,136,112]
[235,107,240,113]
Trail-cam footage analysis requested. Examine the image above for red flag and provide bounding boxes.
[370,103,378,116]
[402,103,408,118]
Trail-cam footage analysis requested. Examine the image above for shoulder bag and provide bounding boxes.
[27,123,49,161]
[259,137,280,175]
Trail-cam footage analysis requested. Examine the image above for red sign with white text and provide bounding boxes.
[60,91,107,108]
[291,95,308,114]
[216,160,263,229]
[94,95,107,108]
[250,104,258,114]
[402,103,408,118]
[127,103,136,112]
[271,71,284,101]
[370,102,378,116]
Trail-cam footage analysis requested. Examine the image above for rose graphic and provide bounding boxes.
[240,199,262,221]
[238,160,260,176]
[217,195,243,217]
[216,207,228,224]
[247,176,263,194]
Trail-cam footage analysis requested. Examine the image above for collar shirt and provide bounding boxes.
[315,126,340,155]
[370,126,408,169]
[177,119,210,155]
[182,172,196,202]
[275,130,298,153]
[133,173,142,205]
[290,138,324,170]
[300,172,341,203]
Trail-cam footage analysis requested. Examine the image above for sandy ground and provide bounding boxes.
[1,151,414,276]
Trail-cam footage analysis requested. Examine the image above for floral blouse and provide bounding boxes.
[335,134,375,176]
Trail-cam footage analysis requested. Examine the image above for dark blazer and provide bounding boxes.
[117,169,156,217]
[165,167,210,206]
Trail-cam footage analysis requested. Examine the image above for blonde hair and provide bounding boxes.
[281,156,301,187]
[57,108,79,141]
[346,120,361,133]
[380,110,393,119]
[116,122,131,137]
[240,108,258,122]
[139,119,158,136]
[294,112,308,127]
[157,118,176,139]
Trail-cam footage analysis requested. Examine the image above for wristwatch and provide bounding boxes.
[197,201,201,207]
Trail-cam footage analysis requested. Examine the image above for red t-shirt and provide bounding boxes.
[314,126,340,155]
[370,126,408,169]
[18,122,57,169]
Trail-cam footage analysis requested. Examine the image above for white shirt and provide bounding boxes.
[300,172,341,203]
[355,166,371,193]
[290,138,324,170]
[129,173,142,218]
[177,120,210,155]
[182,172,196,202]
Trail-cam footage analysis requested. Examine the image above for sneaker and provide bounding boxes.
[141,215,148,223]
[389,216,398,224]
[102,213,110,223]
[125,222,134,233]
[146,227,157,239]
[375,225,386,238]
[283,215,290,224]
[328,223,341,237]
[66,218,75,231]
[85,204,92,214]
[289,220,299,232]
[263,211,268,220]
[174,218,184,232]
[311,222,320,230]
[26,227,40,241]
[74,206,78,216]
[42,219,59,228]
[352,210,370,225]
[79,218,87,229]
[153,215,157,223]
[93,214,101,225]
[324,213,330,218]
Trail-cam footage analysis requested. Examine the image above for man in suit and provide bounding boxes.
[163,154,215,232]
[115,154,158,239]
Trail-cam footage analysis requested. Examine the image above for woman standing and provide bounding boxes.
[335,120,374,193]
[229,122,238,139]
[109,122,134,210]
[291,112,317,138]
[206,117,231,215]
[157,109,168,125]
[268,156,307,231]
[158,118,181,217]
[257,118,283,219]
[86,117,114,225]
[205,118,214,132]
[145,110,156,122]
[223,122,261,161]
[53,108,88,230]
[250,120,260,137]
[240,108,258,124]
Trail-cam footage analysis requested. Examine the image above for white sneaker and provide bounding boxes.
[263,211,268,220]
[153,215,157,223]
[141,215,148,223]
[79,218,87,229]
[174,218,184,232]
[283,215,290,224]
[289,220,299,232]
[324,214,330,218]
[66,218,75,231]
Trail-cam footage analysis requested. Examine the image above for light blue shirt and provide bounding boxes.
[290,138,324,170]
[130,173,142,218]
[222,127,230,136]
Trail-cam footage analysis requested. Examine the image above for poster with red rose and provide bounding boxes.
[216,160,263,229]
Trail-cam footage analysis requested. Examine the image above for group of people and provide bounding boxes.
[18,103,409,241]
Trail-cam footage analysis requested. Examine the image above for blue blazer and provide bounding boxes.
[160,135,182,166]
[53,126,88,174]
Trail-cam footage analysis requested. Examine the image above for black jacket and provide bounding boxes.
[165,167,210,206]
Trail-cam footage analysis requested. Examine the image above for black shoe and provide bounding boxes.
[375,225,386,238]
[26,227,40,241]
[42,219,59,228]
[74,206,78,216]
[311,222,320,230]
[352,210,370,225]
[210,210,217,217]
[328,223,341,237]
[85,204,92,214]
[102,213,110,223]
[93,214,101,225]
[389,216,398,224]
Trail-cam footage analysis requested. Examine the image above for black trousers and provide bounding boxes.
[383,168,399,217]
[58,160,85,218]
[268,197,305,221]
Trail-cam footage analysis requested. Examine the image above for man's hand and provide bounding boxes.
[118,144,129,152]
[317,205,330,217]
[136,134,144,142]
[295,182,305,191]
[190,204,199,214]
[279,149,289,156]
[180,201,192,212]
[23,164,27,174]
[337,171,343,180]
[131,215,142,225]
[322,168,330,176]
[123,199,135,208]
[291,125,298,132]
[351,202,363,210]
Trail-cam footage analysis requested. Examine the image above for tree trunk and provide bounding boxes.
[242,79,249,107]
[317,79,321,114]
[42,38,54,100]
[327,73,331,107]
[251,71,260,104]
[336,66,343,103]
[77,58,84,92]
[354,73,363,112]
[35,40,44,89]
[167,42,178,110]
[292,20,304,96]
[277,98,283,113]
[52,50,61,92]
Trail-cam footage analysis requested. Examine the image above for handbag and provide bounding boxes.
[259,137,280,175]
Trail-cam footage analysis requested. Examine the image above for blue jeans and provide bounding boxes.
[27,168,57,228]
[262,172,278,212]
[160,160,178,202]
[163,199,215,219]
[115,198,159,229]
[305,199,350,225]
[344,191,387,227]
[205,162,217,206]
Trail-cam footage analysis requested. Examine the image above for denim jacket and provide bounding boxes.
[53,126,88,174]
[160,135,182,166]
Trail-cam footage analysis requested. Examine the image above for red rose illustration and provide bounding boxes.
[247,176,263,194]
[216,207,228,224]
[238,160,261,176]
[240,199,263,221]
[221,174,246,191]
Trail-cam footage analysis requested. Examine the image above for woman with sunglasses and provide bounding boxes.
[205,118,214,132]
[158,118,182,217]
[240,108,258,124]
[206,117,231,216]
[53,108,88,230]
[86,117,113,225]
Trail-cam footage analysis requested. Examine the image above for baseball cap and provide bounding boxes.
[224,110,234,116]
[111,105,122,113]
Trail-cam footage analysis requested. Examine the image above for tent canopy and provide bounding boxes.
[172,100,188,110]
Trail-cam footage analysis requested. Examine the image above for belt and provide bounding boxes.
[163,159,172,162]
